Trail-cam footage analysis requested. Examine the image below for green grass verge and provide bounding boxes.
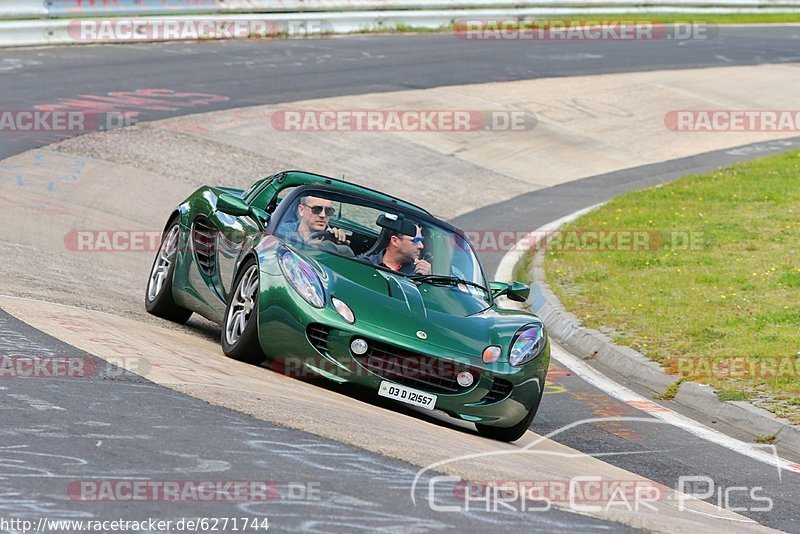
[755,433,777,444]
[513,247,537,283]
[470,13,800,24]
[349,13,800,33]
[656,377,687,400]
[544,151,800,423]
[43,13,800,25]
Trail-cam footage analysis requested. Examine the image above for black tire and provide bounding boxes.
[475,400,539,442]
[221,258,266,365]
[145,219,193,324]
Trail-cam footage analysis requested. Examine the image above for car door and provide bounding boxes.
[209,205,261,302]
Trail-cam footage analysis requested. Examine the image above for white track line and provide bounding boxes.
[494,209,800,477]
[551,343,800,477]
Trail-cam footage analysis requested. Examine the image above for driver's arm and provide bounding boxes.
[327,226,350,244]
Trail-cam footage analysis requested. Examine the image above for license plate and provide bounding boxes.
[378,380,437,410]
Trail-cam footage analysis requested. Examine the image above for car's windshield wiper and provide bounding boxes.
[410,274,488,292]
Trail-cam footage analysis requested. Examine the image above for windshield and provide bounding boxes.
[273,189,488,290]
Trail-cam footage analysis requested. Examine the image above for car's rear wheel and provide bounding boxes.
[145,219,193,323]
[221,258,266,365]
[475,400,538,443]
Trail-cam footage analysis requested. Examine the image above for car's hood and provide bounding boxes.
[303,250,535,357]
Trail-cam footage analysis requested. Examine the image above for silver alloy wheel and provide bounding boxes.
[225,264,259,346]
[147,225,180,302]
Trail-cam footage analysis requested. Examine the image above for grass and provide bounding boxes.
[346,14,800,34]
[46,13,800,26]
[656,378,686,400]
[458,13,800,25]
[755,434,777,444]
[718,389,748,402]
[544,151,800,423]
[276,14,800,41]
[513,247,537,283]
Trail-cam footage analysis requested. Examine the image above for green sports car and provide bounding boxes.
[145,170,549,441]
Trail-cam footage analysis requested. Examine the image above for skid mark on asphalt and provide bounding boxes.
[33,89,230,114]
[544,363,649,442]
[544,368,570,395]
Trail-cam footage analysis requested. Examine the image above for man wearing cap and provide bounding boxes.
[366,220,432,276]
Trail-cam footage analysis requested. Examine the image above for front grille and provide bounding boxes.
[307,324,331,354]
[482,378,513,404]
[353,338,478,394]
[192,217,217,276]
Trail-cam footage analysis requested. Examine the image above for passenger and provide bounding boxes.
[366,221,432,276]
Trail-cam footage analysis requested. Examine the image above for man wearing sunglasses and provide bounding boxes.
[290,196,352,255]
[296,196,349,243]
[366,222,431,276]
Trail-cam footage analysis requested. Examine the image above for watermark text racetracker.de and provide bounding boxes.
[453,19,711,41]
[68,480,280,502]
[270,109,536,132]
[67,18,333,42]
[669,355,800,382]
[0,110,137,133]
[665,110,800,131]
[64,228,704,253]
[464,229,704,253]
[0,355,149,379]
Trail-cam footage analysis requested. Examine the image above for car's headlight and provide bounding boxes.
[509,322,547,366]
[278,248,325,308]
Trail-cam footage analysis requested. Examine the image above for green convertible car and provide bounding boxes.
[145,170,549,441]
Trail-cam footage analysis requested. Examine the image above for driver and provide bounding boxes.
[291,195,352,255]
[366,221,432,276]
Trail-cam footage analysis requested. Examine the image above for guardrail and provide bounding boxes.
[41,0,800,17]
[2,0,800,47]
[0,1,47,19]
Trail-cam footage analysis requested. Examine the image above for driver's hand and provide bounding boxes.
[327,226,349,244]
[413,259,432,276]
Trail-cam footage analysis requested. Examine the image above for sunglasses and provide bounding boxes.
[408,236,424,245]
[303,204,336,217]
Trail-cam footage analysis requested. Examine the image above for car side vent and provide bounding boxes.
[482,378,513,404]
[192,217,217,277]
[307,324,331,354]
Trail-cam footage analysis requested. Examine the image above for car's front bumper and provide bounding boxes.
[256,278,549,428]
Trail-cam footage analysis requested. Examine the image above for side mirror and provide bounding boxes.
[218,194,271,231]
[249,206,271,230]
[490,281,530,302]
[217,193,250,217]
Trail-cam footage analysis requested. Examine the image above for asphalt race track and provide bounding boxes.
[4,27,800,160]
[2,27,800,532]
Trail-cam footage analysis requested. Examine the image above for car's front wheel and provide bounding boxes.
[475,400,538,442]
[221,258,266,365]
[145,219,193,323]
